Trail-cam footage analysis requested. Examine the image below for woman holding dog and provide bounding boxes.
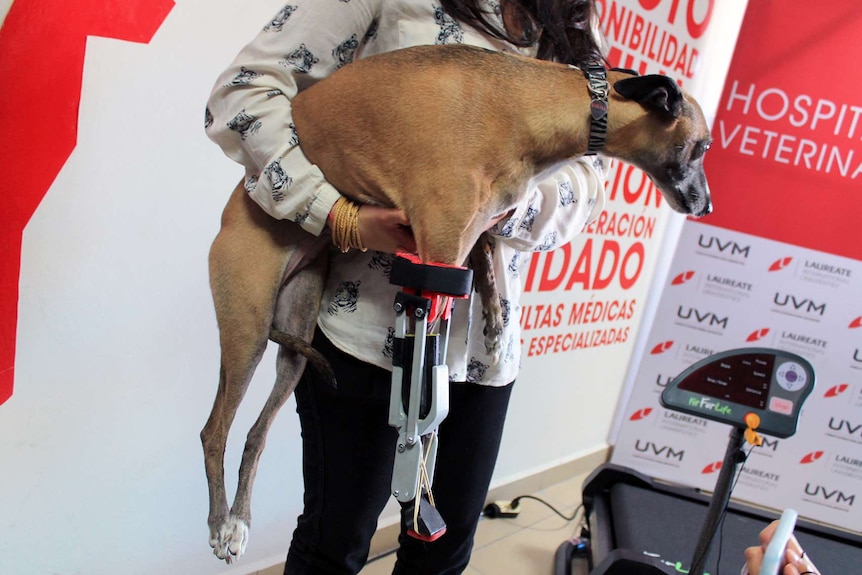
[206,1,607,573]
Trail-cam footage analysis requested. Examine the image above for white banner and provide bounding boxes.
[512,0,749,466]
[612,222,862,532]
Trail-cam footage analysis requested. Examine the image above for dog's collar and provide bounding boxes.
[579,63,609,154]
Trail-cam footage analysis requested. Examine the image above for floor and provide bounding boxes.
[254,470,589,575]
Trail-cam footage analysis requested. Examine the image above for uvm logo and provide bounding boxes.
[768,257,793,272]
[803,483,855,508]
[772,292,827,318]
[676,306,728,333]
[634,440,685,461]
[696,235,751,260]
[827,417,862,440]
[760,437,780,452]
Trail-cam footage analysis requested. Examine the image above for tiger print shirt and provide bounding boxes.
[206,0,607,386]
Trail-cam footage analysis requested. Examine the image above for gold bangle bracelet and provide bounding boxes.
[330,197,367,253]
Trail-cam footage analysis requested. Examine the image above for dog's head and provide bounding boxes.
[610,74,712,218]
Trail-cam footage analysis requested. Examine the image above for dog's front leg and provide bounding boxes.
[469,235,503,365]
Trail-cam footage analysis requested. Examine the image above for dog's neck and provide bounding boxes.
[522,68,655,172]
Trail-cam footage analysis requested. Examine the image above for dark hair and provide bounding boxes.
[438,0,605,65]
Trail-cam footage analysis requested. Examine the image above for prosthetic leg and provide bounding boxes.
[387,253,473,542]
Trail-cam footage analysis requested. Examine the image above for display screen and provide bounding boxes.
[678,353,775,409]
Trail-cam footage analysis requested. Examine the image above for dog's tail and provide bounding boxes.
[268,328,336,386]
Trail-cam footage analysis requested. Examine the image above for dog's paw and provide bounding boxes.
[211,515,249,564]
[483,334,502,366]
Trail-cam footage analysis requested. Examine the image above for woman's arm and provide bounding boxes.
[205,0,382,236]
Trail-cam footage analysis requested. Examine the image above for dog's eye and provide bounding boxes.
[690,141,711,161]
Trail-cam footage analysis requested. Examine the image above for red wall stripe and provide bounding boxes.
[0,0,175,405]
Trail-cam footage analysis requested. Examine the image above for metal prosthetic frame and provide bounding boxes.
[387,253,473,542]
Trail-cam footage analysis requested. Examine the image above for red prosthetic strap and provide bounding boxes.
[392,252,472,322]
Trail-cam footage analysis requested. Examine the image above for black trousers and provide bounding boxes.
[284,330,514,575]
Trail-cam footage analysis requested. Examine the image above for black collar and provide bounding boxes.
[579,63,609,154]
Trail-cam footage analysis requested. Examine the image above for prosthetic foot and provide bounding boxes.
[387,253,473,541]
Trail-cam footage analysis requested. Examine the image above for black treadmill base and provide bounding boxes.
[562,463,862,575]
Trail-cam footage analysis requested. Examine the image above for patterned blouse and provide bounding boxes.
[205,0,607,386]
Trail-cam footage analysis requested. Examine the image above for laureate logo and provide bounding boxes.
[798,259,853,288]
[828,451,862,481]
[800,451,825,465]
[778,330,828,356]
[746,327,771,342]
[629,407,653,421]
[850,316,862,329]
[822,383,861,408]
[671,270,695,285]
[768,257,793,272]
[695,234,751,264]
[739,465,780,490]
[802,483,856,510]
[660,410,709,437]
[702,460,781,489]
[824,383,849,398]
[633,439,685,465]
[675,305,729,334]
[650,340,674,354]
[680,343,715,364]
[771,292,827,321]
[701,272,753,302]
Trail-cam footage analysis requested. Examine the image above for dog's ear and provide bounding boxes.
[613,75,683,119]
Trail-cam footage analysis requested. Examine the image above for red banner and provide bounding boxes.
[701,1,862,260]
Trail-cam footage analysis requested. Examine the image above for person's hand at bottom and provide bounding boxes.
[742,520,820,575]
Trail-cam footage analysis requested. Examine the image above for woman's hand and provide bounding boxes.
[742,520,819,575]
[357,205,417,255]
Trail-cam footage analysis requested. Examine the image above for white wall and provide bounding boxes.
[0,1,746,574]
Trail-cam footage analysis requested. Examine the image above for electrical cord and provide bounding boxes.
[483,495,584,522]
[515,496,583,522]
[714,443,757,572]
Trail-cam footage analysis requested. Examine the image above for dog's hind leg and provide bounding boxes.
[226,247,329,558]
[201,180,320,563]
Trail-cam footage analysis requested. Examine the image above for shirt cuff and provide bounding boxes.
[302,170,341,236]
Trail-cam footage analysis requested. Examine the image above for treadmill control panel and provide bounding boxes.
[660,348,815,438]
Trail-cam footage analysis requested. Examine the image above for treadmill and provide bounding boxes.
[555,348,862,575]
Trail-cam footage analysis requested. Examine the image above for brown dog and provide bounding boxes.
[201,44,712,562]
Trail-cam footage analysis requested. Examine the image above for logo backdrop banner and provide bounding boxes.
[611,0,862,533]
